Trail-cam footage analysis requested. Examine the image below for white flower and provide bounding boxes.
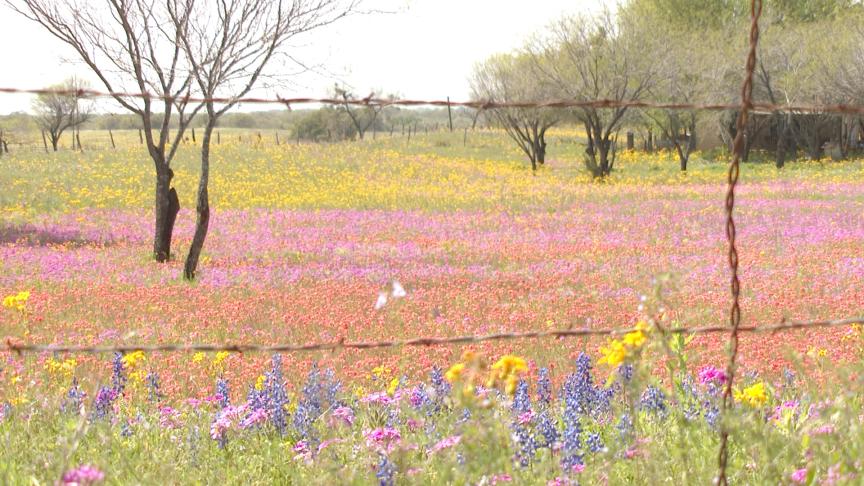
[391,280,406,298]
[374,292,388,310]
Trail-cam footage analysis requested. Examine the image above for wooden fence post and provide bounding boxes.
[109,129,116,149]
[447,96,453,132]
[138,129,143,144]
[76,131,83,152]
[192,128,196,143]
[275,131,280,145]
[626,132,634,150]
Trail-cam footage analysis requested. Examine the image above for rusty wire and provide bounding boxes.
[3,315,861,356]
[716,0,763,484]
[3,86,864,115]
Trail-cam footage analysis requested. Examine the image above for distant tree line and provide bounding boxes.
[470,0,864,175]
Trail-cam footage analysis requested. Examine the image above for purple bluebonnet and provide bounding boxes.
[111,352,126,394]
[513,379,531,414]
[92,386,118,420]
[215,378,230,409]
[586,432,605,453]
[562,353,610,416]
[265,354,289,436]
[640,386,667,417]
[146,372,163,403]
[616,413,633,439]
[376,454,396,486]
[537,367,553,406]
[61,377,86,414]
[536,408,560,448]
[561,367,584,471]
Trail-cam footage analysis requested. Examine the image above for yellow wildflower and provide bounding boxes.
[122,350,146,369]
[2,291,30,311]
[599,340,628,367]
[45,357,77,379]
[599,321,650,367]
[371,365,390,378]
[734,382,769,408]
[490,355,528,381]
[445,363,465,383]
[192,352,205,363]
[129,370,145,384]
[213,351,230,367]
[255,375,266,391]
[387,377,399,396]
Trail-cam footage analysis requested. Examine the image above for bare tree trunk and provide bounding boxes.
[154,167,180,262]
[183,119,214,280]
[41,130,49,153]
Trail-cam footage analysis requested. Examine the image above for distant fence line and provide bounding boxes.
[2,86,864,116]
[3,316,862,356]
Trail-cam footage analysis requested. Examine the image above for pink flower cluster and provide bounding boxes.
[62,464,104,485]
[364,427,402,453]
[698,366,728,386]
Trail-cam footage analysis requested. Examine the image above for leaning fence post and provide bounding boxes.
[109,129,116,149]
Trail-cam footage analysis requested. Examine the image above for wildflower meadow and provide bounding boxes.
[1,130,863,485]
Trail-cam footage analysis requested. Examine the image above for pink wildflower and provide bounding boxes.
[813,425,835,435]
[490,474,513,484]
[698,366,727,385]
[293,440,310,454]
[517,410,535,425]
[790,468,808,484]
[210,415,232,440]
[159,406,183,429]
[364,427,402,453]
[332,406,355,426]
[406,418,423,431]
[62,464,105,485]
[317,438,343,454]
[429,435,461,454]
[240,408,268,429]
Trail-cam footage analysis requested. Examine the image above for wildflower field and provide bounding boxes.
[1,130,863,484]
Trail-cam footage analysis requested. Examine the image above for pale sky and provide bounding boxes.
[0,0,610,114]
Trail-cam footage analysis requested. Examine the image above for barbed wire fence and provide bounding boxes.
[1,0,863,480]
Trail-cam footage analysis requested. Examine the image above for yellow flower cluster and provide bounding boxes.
[122,350,146,369]
[2,291,30,312]
[445,352,529,398]
[45,357,77,379]
[255,375,266,391]
[487,355,529,396]
[734,382,769,408]
[599,321,650,367]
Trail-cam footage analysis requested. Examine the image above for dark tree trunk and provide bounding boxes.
[183,119,215,280]
[50,134,59,152]
[153,168,180,262]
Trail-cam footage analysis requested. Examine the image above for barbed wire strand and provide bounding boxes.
[717,0,763,484]
[3,315,861,355]
[3,86,864,116]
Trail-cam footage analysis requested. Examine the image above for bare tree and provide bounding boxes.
[169,0,360,280]
[8,0,202,262]
[32,77,93,152]
[333,84,388,140]
[471,53,558,172]
[529,11,654,178]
